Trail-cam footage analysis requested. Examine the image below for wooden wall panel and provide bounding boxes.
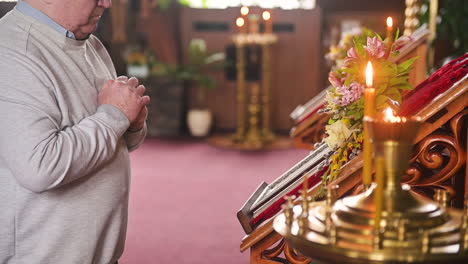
[179,7,322,132]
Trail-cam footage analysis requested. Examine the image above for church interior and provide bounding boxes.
[0,0,466,263]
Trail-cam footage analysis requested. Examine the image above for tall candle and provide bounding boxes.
[262,10,273,34]
[236,17,246,34]
[240,6,250,17]
[386,17,393,42]
[240,6,249,33]
[362,61,375,186]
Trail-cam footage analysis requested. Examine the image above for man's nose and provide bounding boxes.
[97,0,112,8]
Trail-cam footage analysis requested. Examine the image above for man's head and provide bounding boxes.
[25,0,112,40]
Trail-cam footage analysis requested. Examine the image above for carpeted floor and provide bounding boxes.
[119,137,309,264]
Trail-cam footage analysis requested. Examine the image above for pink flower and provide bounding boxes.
[344,47,359,65]
[328,71,344,87]
[347,47,359,59]
[336,82,365,106]
[365,37,386,58]
[392,36,413,52]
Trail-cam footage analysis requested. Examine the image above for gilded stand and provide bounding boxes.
[273,113,468,263]
[231,33,278,149]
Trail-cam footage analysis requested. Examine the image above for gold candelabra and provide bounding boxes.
[231,33,278,149]
[274,113,468,263]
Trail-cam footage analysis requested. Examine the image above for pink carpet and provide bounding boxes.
[119,138,309,264]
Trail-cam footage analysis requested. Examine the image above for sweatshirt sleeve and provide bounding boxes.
[0,58,130,193]
[124,122,147,151]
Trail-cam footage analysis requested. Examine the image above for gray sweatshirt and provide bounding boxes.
[0,8,146,264]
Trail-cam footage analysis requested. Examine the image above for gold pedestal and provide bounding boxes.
[273,116,468,263]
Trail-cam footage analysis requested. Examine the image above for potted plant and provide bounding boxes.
[182,39,225,137]
[183,39,225,137]
[152,38,225,137]
[125,46,151,79]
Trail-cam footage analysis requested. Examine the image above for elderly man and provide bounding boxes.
[0,0,149,263]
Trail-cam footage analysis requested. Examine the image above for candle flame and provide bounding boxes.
[384,107,394,119]
[386,17,393,28]
[240,6,249,16]
[384,107,405,123]
[365,61,373,87]
[262,11,271,21]
[236,17,245,28]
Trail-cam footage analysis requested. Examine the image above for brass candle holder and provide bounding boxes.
[231,33,278,149]
[273,111,468,263]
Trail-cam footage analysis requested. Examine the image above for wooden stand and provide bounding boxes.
[240,77,467,263]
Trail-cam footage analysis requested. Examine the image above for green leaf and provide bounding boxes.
[389,76,409,86]
[376,95,389,108]
[388,92,402,103]
[376,33,383,41]
[379,63,397,77]
[397,57,418,72]
[393,83,414,90]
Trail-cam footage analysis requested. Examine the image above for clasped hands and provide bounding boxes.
[98,76,150,132]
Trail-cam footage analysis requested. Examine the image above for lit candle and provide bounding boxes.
[240,6,250,17]
[386,17,394,56]
[240,6,249,34]
[386,17,393,41]
[383,107,407,123]
[262,10,273,34]
[362,61,375,187]
[236,17,246,34]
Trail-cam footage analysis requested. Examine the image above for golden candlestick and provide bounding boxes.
[261,42,275,142]
[262,10,273,34]
[231,31,278,149]
[232,43,246,142]
[244,83,262,148]
[274,110,468,263]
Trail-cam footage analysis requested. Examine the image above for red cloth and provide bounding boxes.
[399,54,468,116]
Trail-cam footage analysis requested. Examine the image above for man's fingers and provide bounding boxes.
[140,95,150,106]
[135,85,145,96]
[116,76,128,82]
[128,77,139,88]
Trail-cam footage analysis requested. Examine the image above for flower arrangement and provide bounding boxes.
[318,29,417,194]
[325,28,375,70]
